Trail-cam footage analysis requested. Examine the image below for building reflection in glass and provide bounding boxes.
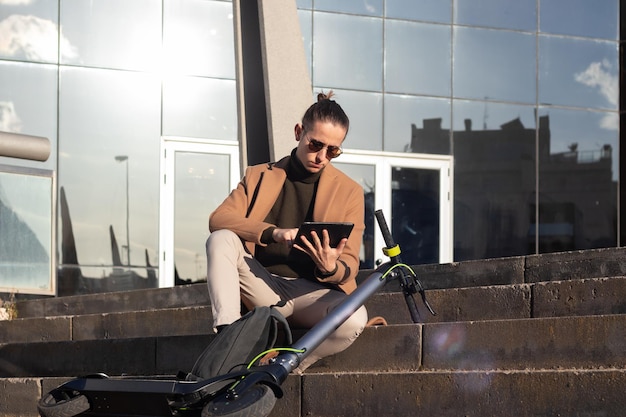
[411,105,617,261]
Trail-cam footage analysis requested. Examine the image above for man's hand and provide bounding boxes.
[294,229,346,274]
[272,227,299,247]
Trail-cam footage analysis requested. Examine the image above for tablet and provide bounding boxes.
[295,222,354,248]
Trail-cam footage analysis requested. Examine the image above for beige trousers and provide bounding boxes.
[205,229,368,371]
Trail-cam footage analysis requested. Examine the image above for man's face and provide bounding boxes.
[294,120,346,173]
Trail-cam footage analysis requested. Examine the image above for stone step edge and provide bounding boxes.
[14,245,626,319]
[5,367,626,382]
[1,368,624,389]
[14,274,626,320]
[3,311,626,347]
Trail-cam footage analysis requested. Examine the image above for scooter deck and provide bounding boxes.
[50,372,245,416]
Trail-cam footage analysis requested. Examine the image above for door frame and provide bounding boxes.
[337,149,454,264]
[159,137,240,287]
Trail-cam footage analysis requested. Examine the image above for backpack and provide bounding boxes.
[186,306,292,380]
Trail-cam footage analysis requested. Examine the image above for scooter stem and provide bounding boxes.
[271,265,393,382]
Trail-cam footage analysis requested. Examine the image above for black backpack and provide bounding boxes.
[186,306,292,380]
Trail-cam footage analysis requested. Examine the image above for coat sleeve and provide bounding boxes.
[208,166,276,246]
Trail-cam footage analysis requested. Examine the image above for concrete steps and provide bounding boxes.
[2,275,625,346]
[1,247,626,416]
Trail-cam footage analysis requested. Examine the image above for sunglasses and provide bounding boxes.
[307,138,343,159]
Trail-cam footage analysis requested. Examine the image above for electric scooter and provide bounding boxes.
[37,210,436,417]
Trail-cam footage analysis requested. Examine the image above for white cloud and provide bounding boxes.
[0,101,23,132]
[0,14,78,61]
[574,60,619,131]
[574,59,618,107]
[599,112,619,131]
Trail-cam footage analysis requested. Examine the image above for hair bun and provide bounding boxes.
[317,90,335,102]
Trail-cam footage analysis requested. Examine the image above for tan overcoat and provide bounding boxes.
[209,155,365,294]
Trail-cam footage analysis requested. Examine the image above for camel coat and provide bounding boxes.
[209,155,365,294]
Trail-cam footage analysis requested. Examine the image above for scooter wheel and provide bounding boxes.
[37,389,89,417]
[201,384,276,417]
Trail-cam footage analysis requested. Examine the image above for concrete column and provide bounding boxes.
[233,0,312,168]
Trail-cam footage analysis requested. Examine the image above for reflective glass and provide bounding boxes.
[454,27,535,103]
[57,265,157,295]
[452,99,537,134]
[0,168,54,295]
[162,76,237,140]
[540,0,619,40]
[313,12,383,91]
[330,89,383,151]
[536,107,618,252]
[332,162,376,269]
[163,0,235,78]
[539,36,618,110]
[452,100,537,260]
[296,0,313,10]
[314,0,383,16]
[384,94,451,154]
[386,0,451,23]
[0,61,57,171]
[392,167,440,265]
[298,10,313,75]
[537,107,618,181]
[58,67,161,273]
[454,0,536,31]
[0,0,59,63]
[60,0,161,71]
[174,152,231,283]
[385,20,451,96]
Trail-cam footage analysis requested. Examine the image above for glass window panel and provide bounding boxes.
[296,0,313,10]
[536,107,617,252]
[454,27,535,103]
[0,0,60,63]
[540,0,619,40]
[298,9,313,76]
[386,0,451,23]
[58,67,161,273]
[385,20,450,96]
[60,0,161,71]
[313,12,383,91]
[0,61,57,171]
[454,0,536,31]
[451,100,537,261]
[163,0,235,78]
[392,167,440,265]
[313,0,383,16]
[0,167,54,295]
[453,99,537,134]
[537,107,618,180]
[57,265,157,295]
[539,36,618,110]
[162,76,237,140]
[174,152,231,283]
[331,162,376,269]
[384,94,451,154]
[328,89,383,151]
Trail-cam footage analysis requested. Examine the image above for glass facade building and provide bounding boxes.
[0,0,621,296]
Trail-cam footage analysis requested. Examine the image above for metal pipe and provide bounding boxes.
[0,131,51,162]
[290,270,387,358]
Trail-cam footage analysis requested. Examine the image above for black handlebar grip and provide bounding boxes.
[374,209,395,248]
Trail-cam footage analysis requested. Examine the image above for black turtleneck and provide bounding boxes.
[255,149,322,278]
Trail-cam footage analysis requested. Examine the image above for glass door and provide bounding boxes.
[335,150,452,267]
[159,138,240,287]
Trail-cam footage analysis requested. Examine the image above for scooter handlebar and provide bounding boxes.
[374,209,397,251]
